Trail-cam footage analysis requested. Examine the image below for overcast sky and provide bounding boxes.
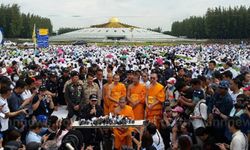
[1,0,250,31]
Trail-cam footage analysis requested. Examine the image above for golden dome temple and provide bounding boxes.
[50,17,178,42]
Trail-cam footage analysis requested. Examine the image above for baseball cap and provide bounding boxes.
[89,94,98,101]
[243,85,250,91]
[218,80,230,89]
[167,77,176,84]
[39,85,47,91]
[172,106,184,113]
[36,115,48,123]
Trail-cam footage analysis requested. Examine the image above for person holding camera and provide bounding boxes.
[32,85,54,120]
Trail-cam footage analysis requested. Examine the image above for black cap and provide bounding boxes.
[89,94,98,101]
[39,85,47,91]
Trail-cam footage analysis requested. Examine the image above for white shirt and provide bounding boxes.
[26,131,42,144]
[229,107,244,117]
[229,90,242,104]
[230,130,248,150]
[192,100,207,129]
[152,130,165,150]
[225,67,239,79]
[0,96,10,132]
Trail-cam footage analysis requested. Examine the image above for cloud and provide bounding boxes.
[0,0,249,31]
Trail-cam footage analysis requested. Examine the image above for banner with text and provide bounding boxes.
[37,28,49,48]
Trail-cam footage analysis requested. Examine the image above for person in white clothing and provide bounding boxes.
[223,62,239,78]
[217,116,248,150]
[0,86,26,133]
[146,122,165,150]
[190,99,208,130]
[229,78,243,104]
[56,118,72,147]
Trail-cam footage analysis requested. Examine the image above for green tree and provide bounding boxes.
[58,27,80,35]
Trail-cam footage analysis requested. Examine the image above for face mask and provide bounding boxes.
[13,76,19,81]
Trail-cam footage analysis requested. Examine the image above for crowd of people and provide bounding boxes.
[0,43,249,150]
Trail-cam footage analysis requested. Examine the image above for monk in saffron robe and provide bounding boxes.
[127,72,146,120]
[108,74,126,114]
[102,73,113,115]
[113,97,134,150]
[146,73,165,128]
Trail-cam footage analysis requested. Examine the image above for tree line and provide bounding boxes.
[0,4,53,38]
[57,27,82,35]
[171,6,250,39]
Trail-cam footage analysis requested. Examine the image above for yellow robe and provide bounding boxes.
[109,83,126,113]
[128,83,146,120]
[103,83,111,115]
[113,105,134,150]
[146,82,165,128]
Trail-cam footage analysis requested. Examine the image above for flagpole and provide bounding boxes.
[32,24,36,50]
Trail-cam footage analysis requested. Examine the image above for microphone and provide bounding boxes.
[65,143,74,150]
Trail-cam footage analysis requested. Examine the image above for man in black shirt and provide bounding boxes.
[32,85,54,119]
[45,72,59,109]
[80,94,103,149]
[94,69,107,108]
[163,61,174,84]
[58,68,70,105]
[80,94,103,120]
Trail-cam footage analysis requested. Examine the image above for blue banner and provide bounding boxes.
[37,29,49,48]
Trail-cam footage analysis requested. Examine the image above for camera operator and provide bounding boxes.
[32,85,54,120]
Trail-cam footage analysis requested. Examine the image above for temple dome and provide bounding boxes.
[109,17,119,23]
[50,17,179,42]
